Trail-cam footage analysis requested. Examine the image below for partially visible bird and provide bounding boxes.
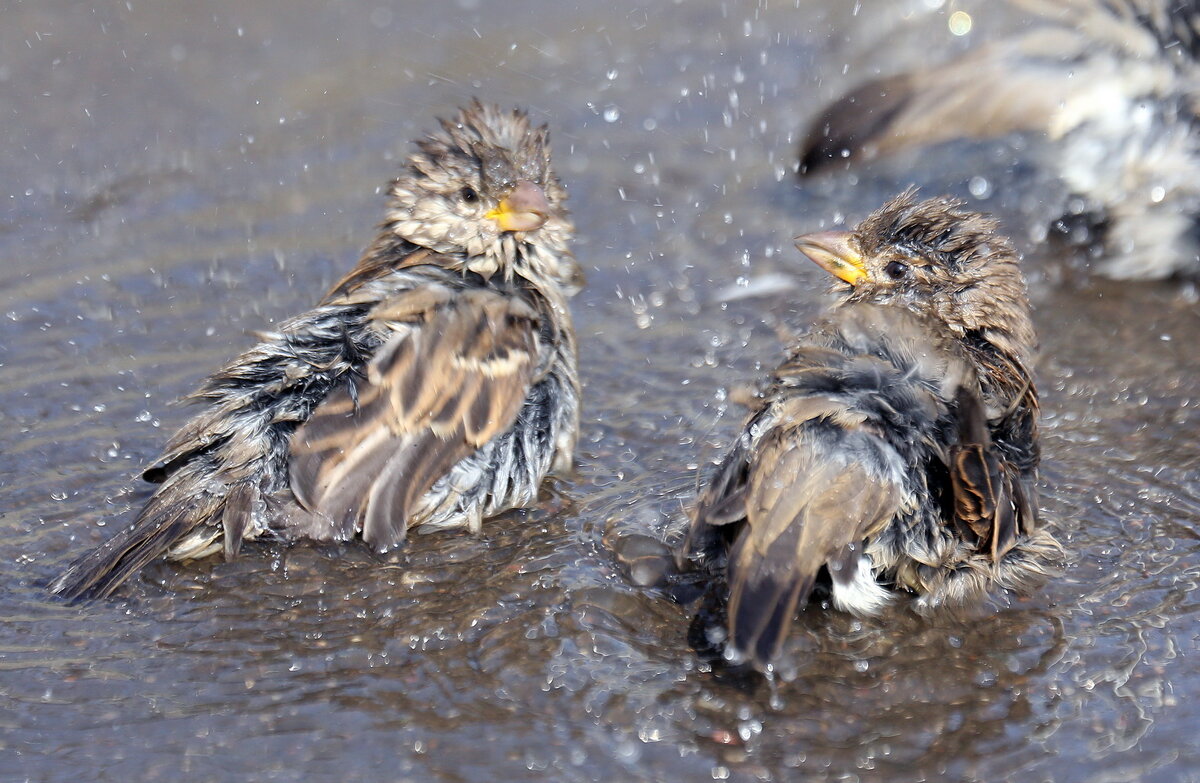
[680,191,1062,668]
[799,0,1200,280]
[52,102,583,600]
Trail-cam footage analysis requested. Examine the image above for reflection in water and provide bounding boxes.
[3,0,1200,781]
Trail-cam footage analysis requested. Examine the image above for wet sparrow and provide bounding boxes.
[53,102,582,600]
[681,191,1062,668]
[799,0,1200,279]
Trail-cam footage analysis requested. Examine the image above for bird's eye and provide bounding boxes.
[884,260,909,280]
[460,187,479,204]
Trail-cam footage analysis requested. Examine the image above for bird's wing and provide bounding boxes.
[949,385,1039,562]
[796,0,1190,177]
[799,30,1087,173]
[722,397,902,666]
[799,0,1198,174]
[287,285,540,551]
[677,430,755,575]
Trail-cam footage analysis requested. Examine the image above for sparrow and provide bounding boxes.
[680,190,1062,668]
[51,101,583,600]
[798,0,1200,280]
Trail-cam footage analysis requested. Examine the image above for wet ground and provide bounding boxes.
[4,1,1200,780]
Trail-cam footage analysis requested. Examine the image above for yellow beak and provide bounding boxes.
[793,230,867,285]
[486,180,550,232]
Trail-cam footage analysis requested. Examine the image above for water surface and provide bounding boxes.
[3,1,1199,780]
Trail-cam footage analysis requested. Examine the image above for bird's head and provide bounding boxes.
[384,101,580,292]
[795,189,1035,363]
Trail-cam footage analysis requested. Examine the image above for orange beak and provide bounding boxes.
[486,180,550,232]
[794,230,867,285]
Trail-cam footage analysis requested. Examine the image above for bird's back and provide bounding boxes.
[686,305,975,664]
[50,264,573,600]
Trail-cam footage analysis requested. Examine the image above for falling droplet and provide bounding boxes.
[949,11,972,36]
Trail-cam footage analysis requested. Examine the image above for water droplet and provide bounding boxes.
[738,719,762,741]
[602,106,620,123]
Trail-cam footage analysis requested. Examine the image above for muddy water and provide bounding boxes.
[4,1,1199,780]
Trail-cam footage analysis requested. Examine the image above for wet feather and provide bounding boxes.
[799,0,1200,279]
[52,102,580,600]
[682,192,1063,668]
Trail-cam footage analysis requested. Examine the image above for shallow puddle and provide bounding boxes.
[3,1,1199,780]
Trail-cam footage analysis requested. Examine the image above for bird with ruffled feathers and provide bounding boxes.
[681,190,1062,668]
[799,0,1200,279]
[53,101,582,600]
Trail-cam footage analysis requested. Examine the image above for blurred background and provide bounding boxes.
[2,1,1198,780]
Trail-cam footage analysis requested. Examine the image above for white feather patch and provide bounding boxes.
[831,556,892,617]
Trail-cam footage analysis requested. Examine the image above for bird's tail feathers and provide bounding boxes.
[725,520,816,668]
[50,473,225,601]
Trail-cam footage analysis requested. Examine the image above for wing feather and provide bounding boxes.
[726,426,900,665]
[288,286,540,551]
[949,386,1030,562]
[799,29,1090,173]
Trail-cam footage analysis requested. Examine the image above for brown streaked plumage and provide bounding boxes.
[681,191,1062,668]
[799,0,1200,279]
[52,102,582,600]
